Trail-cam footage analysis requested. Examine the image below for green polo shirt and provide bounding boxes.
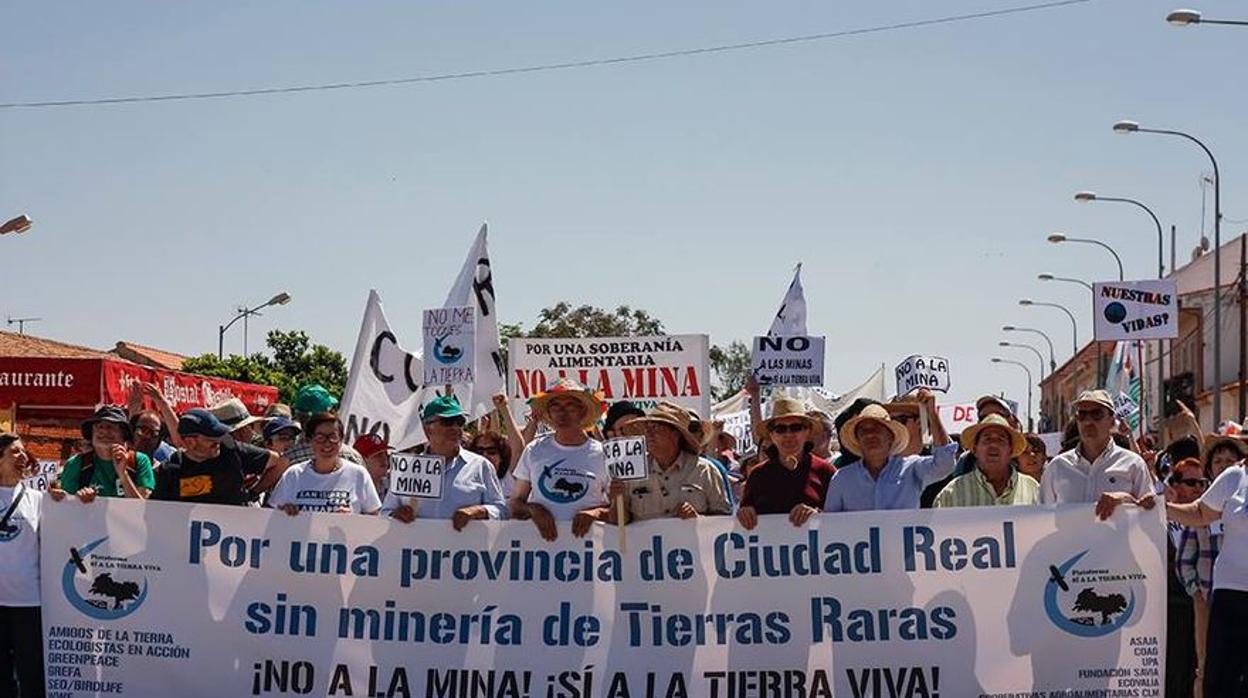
[933,467,1039,508]
[60,452,156,497]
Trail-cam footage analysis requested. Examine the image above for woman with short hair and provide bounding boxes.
[0,433,45,698]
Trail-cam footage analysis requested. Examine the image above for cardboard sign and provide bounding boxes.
[388,454,445,499]
[750,335,826,387]
[422,305,476,385]
[1093,280,1179,341]
[603,436,648,481]
[894,355,951,395]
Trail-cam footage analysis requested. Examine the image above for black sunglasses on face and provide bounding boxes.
[769,423,808,434]
[1170,476,1209,487]
[893,414,919,425]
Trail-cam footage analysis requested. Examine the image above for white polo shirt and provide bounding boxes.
[1039,441,1154,504]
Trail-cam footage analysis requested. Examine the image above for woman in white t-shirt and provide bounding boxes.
[269,414,381,515]
[509,380,610,541]
[1166,458,1248,695]
[0,433,46,698]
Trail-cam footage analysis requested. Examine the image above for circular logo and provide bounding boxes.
[1044,550,1137,637]
[0,520,20,542]
[63,537,149,621]
[536,460,589,505]
[1103,302,1128,324]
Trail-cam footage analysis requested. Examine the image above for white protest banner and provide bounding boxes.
[751,335,825,387]
[422,305,475,386]
[768,264,807,336]
[338,290,425,449]
[894,355,951,396]
[508,334,711,417]
[21,460,60,492]
[440,223,506,421]
[388,453,445,500]
[938,402,980,433]
[1093,279,1179,341]
[603,436,648,481]
[42,499,1166,697]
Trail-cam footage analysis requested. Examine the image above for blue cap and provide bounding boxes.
[262,416,302,442]
[178,409,231,438]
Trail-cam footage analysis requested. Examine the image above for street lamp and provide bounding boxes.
[1167,8,1248,26]
[1038,272,1094,293]
[1003,325,1057,371]
[1019,299,1079,354]
[1047,233,1125,281]
[991,358,1034,431]
[0,215,32,236]
[218,292,293,359]
[1074,191,1165,278]
[999,340,1047,380]
[1115,118,1225,424]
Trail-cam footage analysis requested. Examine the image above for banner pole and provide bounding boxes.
[616,494,627,553]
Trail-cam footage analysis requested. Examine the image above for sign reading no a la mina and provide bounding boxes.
[389,454,445,499]
[895,355,951,396]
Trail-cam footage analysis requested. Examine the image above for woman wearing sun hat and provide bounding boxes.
[509,379,610,541]
[823,387,956,513]
[736,396,836,530]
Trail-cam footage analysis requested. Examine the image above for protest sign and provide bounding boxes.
[42,499,1166,697]
[422,306,476,386]
[938,402,979,433]
[1093,279,1179,341]
[751,335,825,387]
[21,460,60,492]
[388,454,445,500]
[339,290,425,449]
[508,334,711,417]
[603,436,648,481]
[894,355,951,395]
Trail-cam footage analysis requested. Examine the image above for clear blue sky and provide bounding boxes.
[3,0,1244,416]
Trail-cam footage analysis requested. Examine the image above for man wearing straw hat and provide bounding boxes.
[610,402,731,522]
[510,378,610,541]
[933,414,1039,508]
[823,388,955,512]
[737,396,836,530]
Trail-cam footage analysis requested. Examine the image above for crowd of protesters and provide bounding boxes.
[2,375,1247,697]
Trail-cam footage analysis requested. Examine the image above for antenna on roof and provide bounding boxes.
[6,316,42,334]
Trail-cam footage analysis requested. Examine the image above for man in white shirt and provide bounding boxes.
[1040,390,1155,519]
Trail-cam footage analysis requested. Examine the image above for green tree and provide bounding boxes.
[519,303,665,338]
[182,330,347,404]
[710,340,752,401]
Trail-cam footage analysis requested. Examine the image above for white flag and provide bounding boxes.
[440,223,505,421]
[339,290,426,449]
[767,264,807,336]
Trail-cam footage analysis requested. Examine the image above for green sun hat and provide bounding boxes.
[293,384,338,415]
[422,394,467,423]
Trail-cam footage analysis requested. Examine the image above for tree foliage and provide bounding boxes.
[182,330,347,404]
[517,303,666,339]
[709,340,752,401]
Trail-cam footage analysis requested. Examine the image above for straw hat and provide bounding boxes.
[884,395,921,418]
[838,404,910,456]
[622,401,701,453]
[959,414,1027,458]
[764,397,816,430]
[529,378,605,429]
[1204,433,1248,459]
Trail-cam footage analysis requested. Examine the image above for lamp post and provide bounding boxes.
[1166,8,1248,26]
[0,215,32,236]
[1003,325,1057,371]
[218,292,293,359]
[1038,272,1094,294]
[1048,233,1125,281]
[1019,299,1079,355]
[1000,341,1047,380]
[1115,119,1224,424]
[992,357,1034,431]
[1074,191,1165,278]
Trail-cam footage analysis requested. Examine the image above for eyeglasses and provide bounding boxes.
[437,418,466,428]
[134,425,160,437]
[1170,476,1209,488]
[1075,409,1111,422]
[312,433,342,444]
[769,422,809,434]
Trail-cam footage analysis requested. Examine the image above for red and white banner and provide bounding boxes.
[0,357,103,406]
[102,361,278,415]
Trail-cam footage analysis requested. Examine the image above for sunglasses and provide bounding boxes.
[437,418,466,428]
[893,415,919,425]
[1170,476,1209,487]
[1075,409,1111,422]
[769,422,809,435]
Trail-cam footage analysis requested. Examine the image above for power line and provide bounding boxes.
[0,0,1090,110]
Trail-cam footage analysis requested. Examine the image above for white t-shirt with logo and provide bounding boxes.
[512,435,608,520]
[269,460,381,514]
[0,484,43,606]
[1199,465,1248,592]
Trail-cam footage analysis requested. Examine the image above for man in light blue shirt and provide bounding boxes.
[383,395,507,529]
[823,388,957,512]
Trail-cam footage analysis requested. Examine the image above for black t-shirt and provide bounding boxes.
[152,442,270,506]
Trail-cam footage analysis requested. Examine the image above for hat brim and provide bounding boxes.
[960,422,1027,458]
[840,414,910,456]
[228,415,263,431]
[531,391,604,429]
[622,416,701,454]
[1205,434,1248,458]
[82,415,132,441]
[1074,398,1115,413]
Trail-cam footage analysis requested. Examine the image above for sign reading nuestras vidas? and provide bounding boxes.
[423,306,476,386]
[389,454,445,500]
[1093,280,1179,341]
[895,355,951,396]
[751,335,826,387]
[604,437,648,481]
